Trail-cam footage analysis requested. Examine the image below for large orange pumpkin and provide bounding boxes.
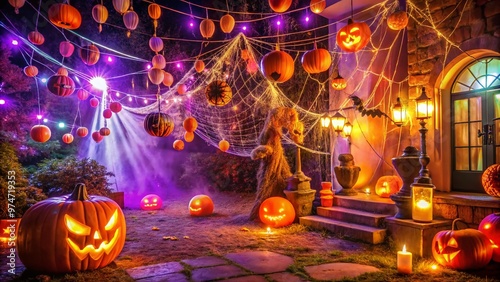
[200,19,215,39]
[17,184,126,273]
[30,125,51,143]
[48,3,82,30]
[259,197,295,227]
[336,19,371,53]
[220,14,235,34]
[27,31,44,45]
[47,74,75,97]
[23,65,38,77]
[79,45,100,66]
[183,117,198,132]
[269,0,292,13]
[432,218,493,270]
[189,195,214,217]
[375,176,402,198]
[206,80,232,106]
[301,45,331,74]
[143,112,174,137]
[387,10,408,31]
[59,41,74,57]
[260,48,294,83]
[92,4,108,33]
[479,212,500,262]
[482,164,500,197]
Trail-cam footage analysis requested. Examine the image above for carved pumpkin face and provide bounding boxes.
[259,197,295,228]
[375,176,402,198]
[140,194,163,210]
[17,184,126,273]
[336,19,371,52]
[189,195,214,216]
[432,219,493,270]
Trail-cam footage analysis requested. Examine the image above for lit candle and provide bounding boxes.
[266,227,271,235]
[413,199,432,222]
[364,188,371,195]
[397,245,412,274]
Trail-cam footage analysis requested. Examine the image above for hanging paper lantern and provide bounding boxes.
[301,44,331,74]
[246,59,259,74]
[268,0,292,13]
[23,65,38,77]
[103,109,113,119]
[92,131,103,143]
[57,67,69,76]
[140,194,162,211]
[30,125,51,143]
[79,44,100,66]
[92,4,108,33]
[183,117,198,132]
[259,197,295,227]
[199,19,215,39]
[109,102,122,113]
[206,80,232,106]
[76,127,88,137]
[162,71,174,87]
[89,97,99,108]
[28,31,44,45]
[47,75,75,97]
[177,84,187,95]
[59,41,74,58]
[149,36,164,53]
[99,127,111,136]
[331,75,347,90]
[148,3,161,29]
[152,54,166,69]
[143,112,174,137]
[173,140,184,151]
[260,47,294,83]
[77,89,89,101]
[184,131,195,143]
[48,3,82,30]
[62,133,74,144]
[123,9,139,37]
[188,195,214,217]
[194,60,205,73]
[8,0,25,14]
[148,68,164,85]
[220,14,235,34]
[336,19,372,53]
[218,139,230,152]
[387,10,409,31]
[112,0,130,15]
[310,0,326,14]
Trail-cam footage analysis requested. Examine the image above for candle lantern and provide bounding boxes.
[412,185,433,222]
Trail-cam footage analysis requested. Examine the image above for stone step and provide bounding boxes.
[333,194,397,215]
[300,215,386,244]
[317,206,391,228]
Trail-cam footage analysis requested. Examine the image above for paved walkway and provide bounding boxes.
[126,250,380,281]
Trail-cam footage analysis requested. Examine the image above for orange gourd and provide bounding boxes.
[375,176,402,198]
[188,195,214,217]
[48,3,82,30]
[259,197,295,227]
[183,117,198,132]
[336,19,371,52]
[482,164,500,197]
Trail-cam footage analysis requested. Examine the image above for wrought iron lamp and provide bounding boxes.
[391,97,406,127]
[330,112,346,134]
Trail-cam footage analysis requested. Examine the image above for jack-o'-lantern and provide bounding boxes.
[189,195,214,217]
[260,47,294,83]
[163,71,174,87]
[47,74,75,97]
[92,131,103,143]
[140,194,163,210]
[62,133,74,144]
[48,3,82,30]
[144,112,174,137]
[331,75,347,90]
[482,164,500,197]
[218,139,230,152]
[259,197,295,228]
[23,65,38,77]
[375,176,402,198]
[206,80,232,106]
[200,19,215,39]
[336,19,371,53]
[479,212,500,262]
[183,117,198,132]
[184,131,195,142]
[17,184,127,273]
[173,139,184,151]
[220,14,235,34]
[387,10,408,31]
[30,125,51,143]
[76,127,88,137]
[432,218,494,270]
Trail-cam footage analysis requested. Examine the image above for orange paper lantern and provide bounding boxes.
[173,140,185,151]
[199,19,215,39]
[76,127,88,137]
[152,54,166,69]
[177,84,187,95]
[27,31,44,45]
[194,60,205,73]
[184,131,195,143]
[183,117,198,132]
[218,139,230,152]
[92,4,108,32]
[162,71,174,87]
[23,65,38,77]
[59,41,74,57]
[79,44,100,66]
[148,68,164,85]
[47,75,75,97]
[149,36,164,53]
[48,3,82,30]
[220,14,235,34]
[62,133,74,144]
[112,0,130,15]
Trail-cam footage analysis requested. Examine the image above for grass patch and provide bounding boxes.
[117,256,133,261]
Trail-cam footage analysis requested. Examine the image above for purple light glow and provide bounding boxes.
[128,97,133,102]
[176,63,181,68]
[242,26,247,31]
[146,64,151,69]
[41,78,47,83]
[0,99,5,105]
[36,114,42,120]
[43,118,48,123]
[306,16,310,22]
[277,20,281,26]
[189,22,194,28]
[11,40,18,46]
[107,56,113,62]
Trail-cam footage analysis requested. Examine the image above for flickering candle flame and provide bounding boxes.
[364,188,371,195]
[416,199,430,209]
[431,264,438,270]
[267,227,271,234]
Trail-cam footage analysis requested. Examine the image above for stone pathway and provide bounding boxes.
[126,250,380,281]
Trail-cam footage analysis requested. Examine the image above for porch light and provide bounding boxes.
[343,121,353,137]
[391,97,406,126]
[331,112,346,134]
[320,114,331,128]
[415,87,432,120]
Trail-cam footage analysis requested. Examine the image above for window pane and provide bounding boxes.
[495,94,500,119]
[470,147,483,171]
[455,148,469,170]
[496,120,500,146]
[454,99,468,122]
[470,122,482,146]
[452,58,500,93]
[455,123,469,146]
[469,97,482,121]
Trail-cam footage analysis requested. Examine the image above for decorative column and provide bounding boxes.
[390,146,421,219]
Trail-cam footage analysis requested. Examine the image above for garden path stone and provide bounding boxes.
[126,261,184,280]
[191,264,248,281]
[304,262,380,280]
[136,272,188,282]
[222,275,268,282]
[225,251,294,274]
[181,256,227,268]
[267,272,309,282]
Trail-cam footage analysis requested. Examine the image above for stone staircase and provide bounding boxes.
[300,194,397,244]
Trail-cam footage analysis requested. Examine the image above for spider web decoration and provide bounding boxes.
[205,80,232,106]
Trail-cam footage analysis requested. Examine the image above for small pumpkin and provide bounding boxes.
[143,112,174,137]
[331,75,347,90]
[336,19,371,53]
[199,19,215,39]
[387,10,408,31]
[301,44,331,74]
[140,194,162,211]
[23,65,38,77]
[76,127,88,137]
[48,3,82,30]
[173,139,185,151]
[269,0,292,13]
[99,127,111,137]
[62,133,74,144]
[310,0,326,14]
[189,195,214,217]
[92,131,104,143]
[184,131,195,142]
[47,74,75,97]
[183,117,198,132]
[30,125,51,143]
[59,41,75,57]
[432,218,493,270]
[482,164,500,197]
[148,68,164,85]
[109,102,122,113]
[79,44,100,66]
[478,212,500,262]
[89,97,99,108]
[162,71,174,87]
[259,197,295,228]
[27,30,44,45]
[260,48,294,83]
[152,54,166,69]
[17,184,126,273]
[219,139,230,152]
[206,80,232,106]
[194,59,205,73]
[375,176,402,198]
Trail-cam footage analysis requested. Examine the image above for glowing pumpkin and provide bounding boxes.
[374,176,402,198]
[59,41,75,57]
[92,131,103,143]
[76,127,88,137]
[148,68,164,85]
[27,31,44,45]
[183,117,198,132]
[218,139,230,152]
[48,3,82,30]
[220,14,235,34]
[62,133,74,144]
[57,67,69,76]
[336,19,371,53]
[143,112,174,137]
[331,75,347,90]
[194,59,205,73]
[189,195,214,217]
[99,127,111,137]
[310,0,326,14]
[261,48,294,83]
[23,65,38,77]
[206,80,232,106]
[90,97,99,108]
[152,54,166,69]
[92,4,108,33]
[482,164,500,197]
[269,0,292,13]
[109,102,122,113]
[200,19,215,39]
[79,44,100,66]
[479,212,500,262]
[432,218,493,270]
[47,74,75,97]
[173,140,185,151]
[140,194,162,211]
[162,71,174,87]
[259,197,295,228]
[184,131,195,142]
[301,44,331,74]
[387,10,408,31]
[30,125,51,143]
[177,84,188,95]
[149,36,164,53]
